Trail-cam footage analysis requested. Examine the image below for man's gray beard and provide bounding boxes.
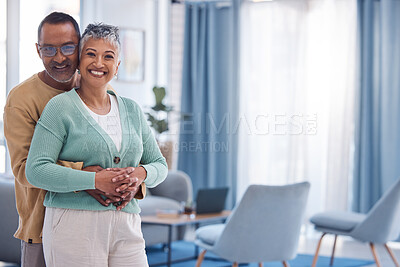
[45,69,75,83]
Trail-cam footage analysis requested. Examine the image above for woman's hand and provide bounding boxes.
[94,169,133,195]
[109,166,147,211]
[82,165,124,206]
[106,167,147,197]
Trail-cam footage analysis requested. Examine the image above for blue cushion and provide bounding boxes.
[310,211,366,231]
[196,224,225,246]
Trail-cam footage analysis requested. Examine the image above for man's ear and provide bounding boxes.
[36,43,42,59]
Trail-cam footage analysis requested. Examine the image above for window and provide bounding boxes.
[167,2,185,169]
[169,3,185,113]
[19,0,80,82]
[0,0,80,174]
[238,0,357,217]
[0,0,7,173]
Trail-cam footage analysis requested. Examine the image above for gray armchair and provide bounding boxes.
[139,170,193,246]
[310,178,400,267]
[0,177,20,264]
[195,182,310,267]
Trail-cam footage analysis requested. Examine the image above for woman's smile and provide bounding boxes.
[89,69,107,77]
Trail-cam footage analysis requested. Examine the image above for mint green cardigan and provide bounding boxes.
[26,89,167,214]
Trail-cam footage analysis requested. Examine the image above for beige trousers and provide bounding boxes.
[43,208,148,267]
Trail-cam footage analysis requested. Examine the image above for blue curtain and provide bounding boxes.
[178,0,239,208]
[353,0,400,212]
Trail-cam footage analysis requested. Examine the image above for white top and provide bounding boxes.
[79,94,122,151]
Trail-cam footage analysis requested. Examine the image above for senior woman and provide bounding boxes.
[25,23,167,267]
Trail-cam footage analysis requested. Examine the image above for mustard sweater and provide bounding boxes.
[4,74,84,243]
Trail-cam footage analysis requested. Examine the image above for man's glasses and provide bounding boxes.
[38,44,78,57]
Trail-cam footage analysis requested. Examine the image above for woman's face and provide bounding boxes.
[79,38,120,88]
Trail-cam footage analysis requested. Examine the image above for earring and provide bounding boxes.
[77,69,80,74]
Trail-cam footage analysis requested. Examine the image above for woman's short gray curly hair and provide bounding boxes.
[79,23,120,59]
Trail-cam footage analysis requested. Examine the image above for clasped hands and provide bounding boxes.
[83,166,146,211]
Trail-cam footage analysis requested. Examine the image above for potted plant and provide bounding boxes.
[145,86,175,168]
[146,86,173,140]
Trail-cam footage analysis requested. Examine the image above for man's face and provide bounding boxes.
[36,22,79,83]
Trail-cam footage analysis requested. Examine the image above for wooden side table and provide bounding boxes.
[141,210,230,267]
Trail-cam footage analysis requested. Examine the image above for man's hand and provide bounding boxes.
[114,191,135,211]
[85,189,122,207]
[82,165,103,173]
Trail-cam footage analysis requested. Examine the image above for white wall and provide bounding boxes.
[81,0,158,106]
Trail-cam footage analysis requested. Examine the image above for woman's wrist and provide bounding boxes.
[138,165,147,181]
[94,172,100,189]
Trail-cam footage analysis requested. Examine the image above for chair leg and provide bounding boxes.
[232,262,238,267]
[330,234,338,266]
[384,243,400,267]
[311,232,327,267]
[195,249,207,267]
[282,261,290,267]
[369,243,381,267]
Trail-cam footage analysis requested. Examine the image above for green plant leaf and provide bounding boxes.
[153,86,166,106]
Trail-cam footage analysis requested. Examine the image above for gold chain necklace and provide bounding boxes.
[76,89,110,111]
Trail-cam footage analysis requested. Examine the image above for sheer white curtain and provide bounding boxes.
[238,0,357,219]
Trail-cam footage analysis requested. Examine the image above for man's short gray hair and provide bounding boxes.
[79,23,120,59]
